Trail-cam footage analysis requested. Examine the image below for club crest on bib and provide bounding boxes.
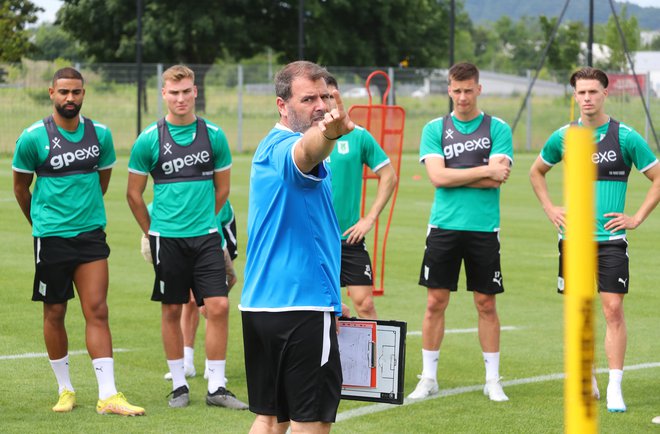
[337,140,349,155]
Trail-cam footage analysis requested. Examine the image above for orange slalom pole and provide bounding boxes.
[563,126,597,433]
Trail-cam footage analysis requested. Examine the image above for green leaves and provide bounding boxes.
[0,0,42,61]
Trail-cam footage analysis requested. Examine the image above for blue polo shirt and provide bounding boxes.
[240,124,341,314]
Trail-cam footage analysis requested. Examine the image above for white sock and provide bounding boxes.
[207,359,227,392]
[92,357,118,400]
[421,349,439,381]
[167,359,188,390]
[608,369,623,391]
[483,352,501,382]
[183,346,194,371]
[50,355,74,394]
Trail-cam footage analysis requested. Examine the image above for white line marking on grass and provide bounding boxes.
[0,348,130,361]
[407,325,520,336]
[335,361,660,423]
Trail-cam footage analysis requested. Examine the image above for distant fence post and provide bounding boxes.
[387,67,395,106]
[646,71,650,143]
[157,63,163,119]
[237,64,244,153]
[526,69,532,151]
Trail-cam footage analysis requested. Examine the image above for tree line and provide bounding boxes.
[2,0,658,77]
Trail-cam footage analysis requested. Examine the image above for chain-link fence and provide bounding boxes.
[1,59,658,155]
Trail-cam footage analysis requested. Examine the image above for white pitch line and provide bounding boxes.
[407,325,520,336]
[0,348,130,361]
[336,361,660,423]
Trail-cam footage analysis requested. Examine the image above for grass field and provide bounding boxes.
[1,152,660,433]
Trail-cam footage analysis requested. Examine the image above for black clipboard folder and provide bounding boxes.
[337,317,406,405]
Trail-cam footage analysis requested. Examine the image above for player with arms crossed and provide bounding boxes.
[409,62,513,402]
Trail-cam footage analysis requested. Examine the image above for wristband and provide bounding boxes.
[322,132,343,141]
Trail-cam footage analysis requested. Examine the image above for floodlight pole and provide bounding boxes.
[136,0,143,136]
[298,0,304,59]
[448,0,455,112]
[587,0,594,66]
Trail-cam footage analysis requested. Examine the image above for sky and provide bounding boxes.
[33,0,62,24]
[31,0,660,24]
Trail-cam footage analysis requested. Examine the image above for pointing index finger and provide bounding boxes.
[332,89,345,113]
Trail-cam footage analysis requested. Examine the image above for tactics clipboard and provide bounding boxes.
[337,317,406,405]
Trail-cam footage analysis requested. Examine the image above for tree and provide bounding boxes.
[58,0,471,109]
[649,35,660,51]
[57,0,270,111]
[0,0,42,61]
[469,25,498,70]
[603,5,640,72]
[31,23,84,61]
[538,17,584,79]
[285,0,460,67]
[490,16,543,74]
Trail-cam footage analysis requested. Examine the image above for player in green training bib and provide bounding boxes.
[530,67,660,413]
[409,62,513,403]
[325,76,397,319]
[140,202,238,382]
[126,65,246,410]
[12,67,144,416]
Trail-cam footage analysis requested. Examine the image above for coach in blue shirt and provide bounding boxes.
[240,60,354,433]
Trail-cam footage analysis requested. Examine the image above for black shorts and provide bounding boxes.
[150,232,228,305]
[241,310,342,423]
[32,228,110,304]
[557,238,629,294]
[418,228,504,294]
[340,239,373,287]
[221,215,238,260]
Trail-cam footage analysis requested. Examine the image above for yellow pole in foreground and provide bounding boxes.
[564,126,597,434]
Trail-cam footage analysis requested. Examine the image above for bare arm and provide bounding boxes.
[13,171,34,225]
[466,178,503,188]
[344,163,398,244]
[213,169,230,215]
[464,156,511,188]
[126,172,150,235]
[529,155,565,231]
[604,163,660,233]
[294,90,355,173]
[424,156,510,188]
[98,168,112,195]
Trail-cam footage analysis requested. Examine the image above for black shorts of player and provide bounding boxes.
[557,238,629,294]
[32,228,110,304]
[221,215,238,260]
[340,239,373,287]
[149,232,227,306]
[418,228,504,294]
[241,310,342,423]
